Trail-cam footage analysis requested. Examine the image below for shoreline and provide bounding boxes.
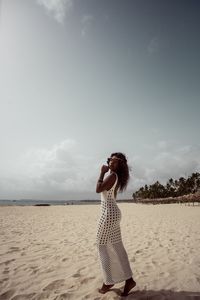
[1,199,200,206]
[0,199,134,206]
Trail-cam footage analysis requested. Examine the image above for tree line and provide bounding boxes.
[132,172,200,199]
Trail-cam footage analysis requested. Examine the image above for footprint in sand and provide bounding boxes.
[72,273,81,278]
[3,267,9,274]
[4,259,15,265]
[7,247,20,254]
[30,268,39,275]
[80,276,95,284]
[151,259,158,266]
[32,292,50,300]
[43,279,66,291]
[10,246,20,250]
[30,265,39,271]
[62,257,69,262]
[72,267,86,278]
[54,292,73,300]
[82,294,96,299]
[140,271,148,276]
[11,293,36,300]
[135,249,143,254]
[0,289,15,300]
[46,267,55,273]
[0,278,9,284]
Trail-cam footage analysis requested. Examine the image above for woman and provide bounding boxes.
[96,152,136,297]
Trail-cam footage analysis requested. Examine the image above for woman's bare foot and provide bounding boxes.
[98,283,114,294]
[121,277,136,296]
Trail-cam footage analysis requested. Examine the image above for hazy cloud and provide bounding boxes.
[81,15,94,37]
[131,141,200,190]
[37,0,73,23]
[1,139,200,200]
[147,36,170,55]
[0,139,99,200]
[147,37,160,54]
[20,139,96,190]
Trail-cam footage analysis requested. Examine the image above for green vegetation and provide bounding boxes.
[133,172,200,199]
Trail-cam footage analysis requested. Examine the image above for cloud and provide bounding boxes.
[147,36,169,55]
[81,15,94,37]
[0,139,100,200]
[37,0,73,23]
[1,139,200,200]
[130,141,200,191]
[147,37,160,54]
[22,139,97,189]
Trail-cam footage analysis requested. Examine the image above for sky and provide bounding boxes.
[0,0,200,200]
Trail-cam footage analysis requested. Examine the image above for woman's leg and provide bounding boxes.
[121,277,136,296]
[97,244,115,293]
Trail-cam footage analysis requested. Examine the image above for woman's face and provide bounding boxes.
[107,155,120,171]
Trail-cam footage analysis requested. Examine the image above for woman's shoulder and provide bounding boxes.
[111,171,118,178]
[106,171,117,179]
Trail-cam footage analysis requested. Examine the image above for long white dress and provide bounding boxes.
[96,172,133,284]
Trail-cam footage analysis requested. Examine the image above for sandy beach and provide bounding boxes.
[0,203,200,300]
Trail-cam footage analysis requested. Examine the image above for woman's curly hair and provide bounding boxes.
[110,152,131,193]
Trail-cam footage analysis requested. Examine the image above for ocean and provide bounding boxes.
[0,199,100,206]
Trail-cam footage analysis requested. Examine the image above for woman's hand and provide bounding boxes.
[96,166,115,193]
[101,164,109,174]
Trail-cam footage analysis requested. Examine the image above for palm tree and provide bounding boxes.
[133,173,200,200]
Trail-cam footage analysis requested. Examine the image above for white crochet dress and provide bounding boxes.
[96,172,133,284]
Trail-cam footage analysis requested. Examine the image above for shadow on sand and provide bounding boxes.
[111,287,200,299]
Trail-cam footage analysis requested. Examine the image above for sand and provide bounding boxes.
[0,203,200,300]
